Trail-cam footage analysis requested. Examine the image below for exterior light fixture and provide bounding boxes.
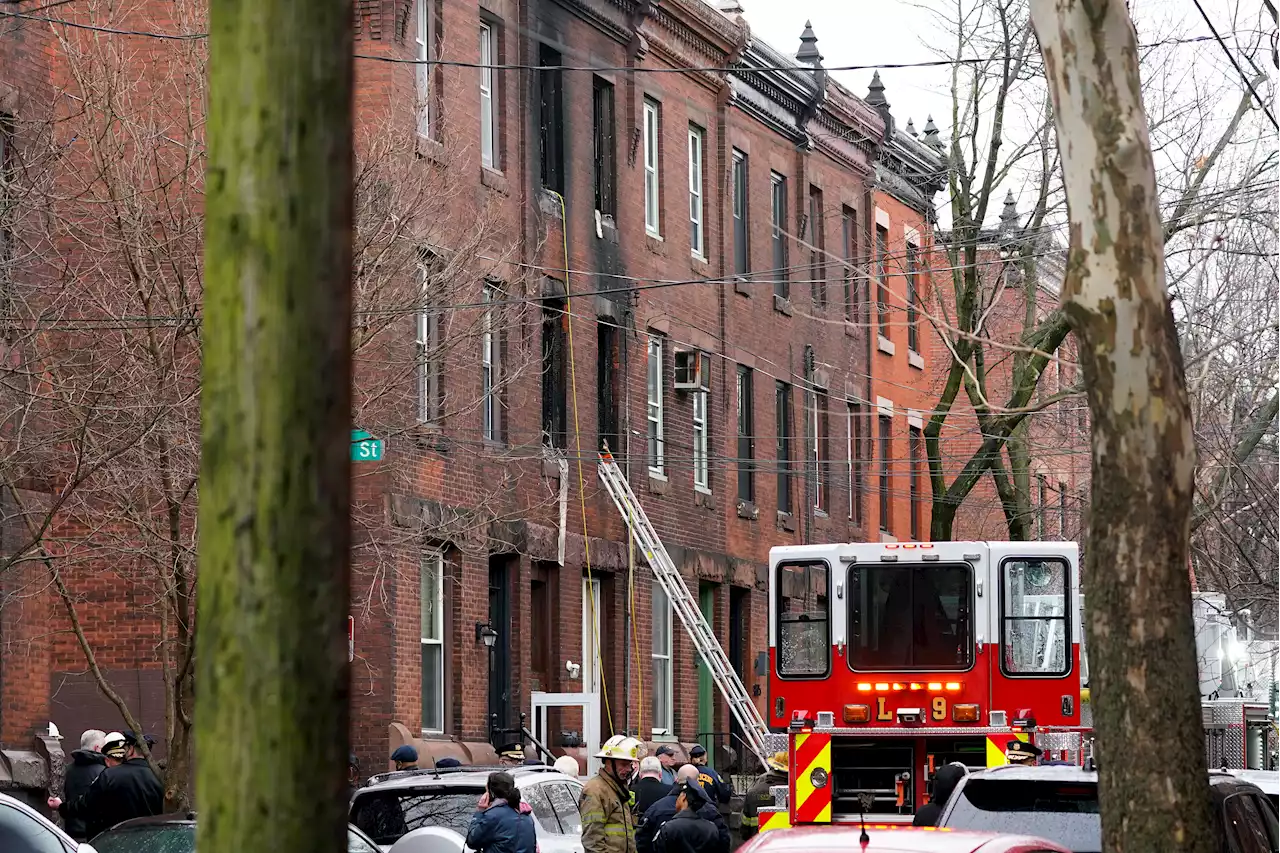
[475,622,499,647]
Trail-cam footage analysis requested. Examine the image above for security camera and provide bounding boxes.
[566,660,582,680]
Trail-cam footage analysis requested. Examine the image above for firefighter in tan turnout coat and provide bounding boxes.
[580,735,643,853]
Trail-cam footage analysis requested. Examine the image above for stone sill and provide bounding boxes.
[908,349,924,370]
[877,335,896,356]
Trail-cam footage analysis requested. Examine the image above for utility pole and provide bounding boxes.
[197,0,353,850]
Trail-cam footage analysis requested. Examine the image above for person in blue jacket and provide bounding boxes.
[465,771,537,853]
[637,766,728,853]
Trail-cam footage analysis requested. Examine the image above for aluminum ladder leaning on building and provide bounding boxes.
[597,448,772,771]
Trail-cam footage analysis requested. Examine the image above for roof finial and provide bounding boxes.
[1000,190,1019,232]
[905,118,917,137]
[922,115,944,152]
[796,20,822,66]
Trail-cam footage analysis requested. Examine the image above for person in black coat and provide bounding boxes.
[912,762,968,827]
[632,757,671,818]
[688,746,731,815]
[62,731,108,841]
[653,782,721,853]
[638,768,728,853]
[49,730,164,840]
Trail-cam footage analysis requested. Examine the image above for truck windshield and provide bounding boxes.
[847,563,972,670]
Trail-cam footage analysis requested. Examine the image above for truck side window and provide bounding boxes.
[1001,558,1070,676]
[776,561,830,677]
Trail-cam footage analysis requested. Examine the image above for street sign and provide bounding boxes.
[351,429,384,462]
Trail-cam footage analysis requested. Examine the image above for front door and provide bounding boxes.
[729,586,747,772]
[698,582,715,767]
[489,556,512,746]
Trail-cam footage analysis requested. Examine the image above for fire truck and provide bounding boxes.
[757,540,1085,830]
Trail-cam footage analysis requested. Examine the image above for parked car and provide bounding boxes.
[0,792,95,853]
[88,812,380,852]
[736,823,1072,853]
[936,765,1278,853]
[1224,770,1278,811]
[350,765,584,853]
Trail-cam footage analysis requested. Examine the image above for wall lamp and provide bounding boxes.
[475,622,499,648]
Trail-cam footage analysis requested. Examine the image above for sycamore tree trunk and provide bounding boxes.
[197,0,353,850]
[1029,1,1211,852]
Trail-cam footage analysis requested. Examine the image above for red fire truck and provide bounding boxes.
[757,540,1086,831]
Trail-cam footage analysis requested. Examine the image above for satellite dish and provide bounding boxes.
[389,827,466,853]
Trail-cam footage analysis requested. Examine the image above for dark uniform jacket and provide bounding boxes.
[912,763,967,827]
[62,750,107,841]
[694,766,732,807]
[465,799,537,853]
[61,757,163,839]
[653,810,721,853]
[637,793,728,853]
[632,777,672,819]
[739,770,786,841]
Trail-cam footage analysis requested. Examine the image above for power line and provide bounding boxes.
[1189,0,1279,131]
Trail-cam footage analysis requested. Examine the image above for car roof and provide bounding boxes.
[359,765,579,793]
[99,812,197,831]
[1221,769,1279,794]
[0,792,79,849]
[740,825,1069,853]
[961,765,1098,783]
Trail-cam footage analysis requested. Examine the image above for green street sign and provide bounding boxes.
[351,429,384,462]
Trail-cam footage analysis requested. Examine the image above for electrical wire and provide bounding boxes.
[1188,0,1279,131]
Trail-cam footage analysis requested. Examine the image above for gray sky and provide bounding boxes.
[731,0,1266,138]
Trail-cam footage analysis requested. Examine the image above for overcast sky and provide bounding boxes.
[731,0,1267,140]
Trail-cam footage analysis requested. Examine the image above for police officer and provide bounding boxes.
[391,745,420,771]
[1004,740,1042,765]
[740,752,787,842]
[48,730,163,840]
[688,746,731,814]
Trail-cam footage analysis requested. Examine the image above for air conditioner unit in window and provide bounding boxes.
[674,350,709,391]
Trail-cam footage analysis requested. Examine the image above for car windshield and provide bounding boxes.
[942,778,1101,853]
[848,563,973,670]
[91,824,195,853]
[350,788,482,846]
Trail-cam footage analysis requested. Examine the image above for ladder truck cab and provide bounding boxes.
[759,540,1084,831]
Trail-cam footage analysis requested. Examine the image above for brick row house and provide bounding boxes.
[0,0,953,794]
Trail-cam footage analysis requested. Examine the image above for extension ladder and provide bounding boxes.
[597,449,772,770]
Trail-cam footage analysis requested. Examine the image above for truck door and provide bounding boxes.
[987,543,1081,730]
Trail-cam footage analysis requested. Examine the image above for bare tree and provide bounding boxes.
[1030,0,1212,850]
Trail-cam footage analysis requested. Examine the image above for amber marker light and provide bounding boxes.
[927,682,943,691]
[952,704,981,722]
[843,704,871,723]
[857,682,873,692]
[945,682,963,691]
[875,682,890,691]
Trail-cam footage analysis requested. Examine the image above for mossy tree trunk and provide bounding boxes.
[1029,1,1212,851]
[197,0,353,849]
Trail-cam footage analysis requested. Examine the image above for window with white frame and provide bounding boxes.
[421,551,445,733]
[479,22,497,169]
[482,282,501,441]
[688,125,704,258]
[643,99,661,235]
[647,334,665,475]
[693,360,710,491]
[417,256,443,423]
[415,0,431,137]
[651,584,673,735]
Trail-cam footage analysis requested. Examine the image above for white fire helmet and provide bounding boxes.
[595,735,645,761]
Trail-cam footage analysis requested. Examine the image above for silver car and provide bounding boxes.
[350,765,585,853]
[0,791,97,853]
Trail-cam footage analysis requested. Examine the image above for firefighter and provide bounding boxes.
[1005,740,1042,765]
[580,735,643,853]
[739,752,787,842]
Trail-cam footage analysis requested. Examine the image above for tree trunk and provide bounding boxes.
[1029,1,1212,851]
[197,0,353,849]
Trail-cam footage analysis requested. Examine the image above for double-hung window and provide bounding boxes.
[776,382,792,514]
[479,23,497,169]
[809,187,825,307]
[693,359,710,492]
[481,282,501,442]
[415,0,432,137]
[651,585,673,734]
[771,173,789,298]
[909,426,923,539]
[732,151,749,276]
[736,366,754,503]
[688,126,705,258]
[876,224,889,336]
[644,99,661,236]
[878,414,892,532]
[813,391,830,513]
[421,551,444,733]
[841,206,857,320]
[906,240,920,352]
[647,334,665,475]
